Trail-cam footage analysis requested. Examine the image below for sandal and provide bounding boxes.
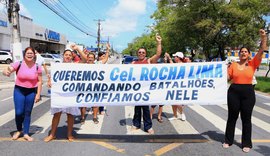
[44,135,56,142]
[147,128,154,135]
[93,118,99,124]
[23,134,34,142]
[222,143,230,149]
[67,136,75,142]
[242,147,250,153]
[12,131,22,140]
[131,126,140,131]
[157,118,163,123]
[80,118,85,125]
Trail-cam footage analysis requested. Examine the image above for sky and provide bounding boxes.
[0,0,158,52]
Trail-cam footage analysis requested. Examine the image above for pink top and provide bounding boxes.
[11,61,42,88]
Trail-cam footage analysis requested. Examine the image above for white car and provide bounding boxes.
[40,53,61,65]
[0,51,13,64]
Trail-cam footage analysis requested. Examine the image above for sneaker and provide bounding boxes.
[179,113,186,121]
[168,117,178,121]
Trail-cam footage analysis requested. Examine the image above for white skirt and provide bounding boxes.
[50,107,81,116]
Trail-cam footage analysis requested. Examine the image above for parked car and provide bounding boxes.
[122,56,137,64]
[40,53,61,64]
[0,51,13,64]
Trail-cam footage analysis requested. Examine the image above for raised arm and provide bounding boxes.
[164,52,174,64]
[149,34,162,63]
[255,29,268,60]
[101,43,110,64]
[70,44,87,62]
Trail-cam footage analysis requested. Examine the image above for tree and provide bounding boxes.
[122,34,158,57]
[150,0,270,61]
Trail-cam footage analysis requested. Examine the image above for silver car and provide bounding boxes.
[40,53,61,65]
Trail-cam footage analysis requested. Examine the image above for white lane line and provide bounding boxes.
[125,106,148,135]
[162,106,199,134]
[0,97,49,127]
[31,111,52,134]
[264,103,270,106]
[1,96,13,102]
[189,105,242,135]
[219,105,270,133]
[254,106,270,117]
[76,110,104,134]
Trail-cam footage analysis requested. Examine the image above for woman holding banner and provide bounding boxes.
[223,29,267,153]
[44,48,86,142]
[71,43,110,124]
[2,47,42,141]
[164,52,186,121]
[131,34,162,134]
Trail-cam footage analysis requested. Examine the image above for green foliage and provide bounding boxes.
[123,0,270,61]
[255,76,270,93]
[122,34,158,57]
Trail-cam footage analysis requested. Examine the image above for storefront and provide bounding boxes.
[0,13,67,53]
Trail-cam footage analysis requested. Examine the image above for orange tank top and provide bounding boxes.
[228,57,261,84]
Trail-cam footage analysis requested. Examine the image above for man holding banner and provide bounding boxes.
[131,34,162,134]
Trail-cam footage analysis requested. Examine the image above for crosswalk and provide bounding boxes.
[0,99,270,140]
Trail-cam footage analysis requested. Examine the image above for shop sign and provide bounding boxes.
[45,29,60,42]
[0,20,8,27]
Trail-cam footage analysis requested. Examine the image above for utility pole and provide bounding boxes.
[8,0,22,62]
[94,19,104,53]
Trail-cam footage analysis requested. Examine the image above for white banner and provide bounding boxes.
[51,62,227,108]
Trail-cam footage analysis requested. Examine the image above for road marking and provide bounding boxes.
[250,139,270,143]
[254,106,270,117]
[264,103,270,106]
[153,143,183,156]
[1,96,13,102]
[219,105,270,133]
[0,97,49,127]
[76,110,104,134]
[31,111,52,134]
[125,106,148,135]
[163,106,199,134]
[91,141,125,154]
[189,105,242,135]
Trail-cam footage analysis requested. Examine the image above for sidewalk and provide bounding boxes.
[255,68,270,77]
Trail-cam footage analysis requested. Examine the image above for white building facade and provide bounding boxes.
[0,13,67,53]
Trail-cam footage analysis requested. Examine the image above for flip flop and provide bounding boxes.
[242,147,250,153]
[157,118,163,123]
[44,135,56,142]
[12,131,22,140]
[93,118,99,124]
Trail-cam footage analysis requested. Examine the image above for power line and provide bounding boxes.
[48,0,96,35]
[81,0,100,18]
[39,0,97,38]
[65,0,97,30]
[57,0,95,34]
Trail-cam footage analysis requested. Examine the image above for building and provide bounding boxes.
[0,13,67,53]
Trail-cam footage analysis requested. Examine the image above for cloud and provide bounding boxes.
[102,0,146,37]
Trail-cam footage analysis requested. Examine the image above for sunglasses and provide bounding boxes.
[138,51,146,54]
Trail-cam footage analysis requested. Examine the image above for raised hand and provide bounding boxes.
[156,33,162,43]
